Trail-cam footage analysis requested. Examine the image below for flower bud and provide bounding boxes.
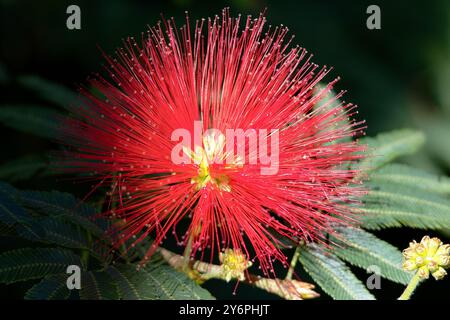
[415,244,426,256]
[402,260,416,271]
[426,237,442,256]
[431,267,447,280]
[417,266,429,279]
[219,249,252,282]
[435,254,450,267]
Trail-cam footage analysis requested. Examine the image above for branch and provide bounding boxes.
[158,247,319,300]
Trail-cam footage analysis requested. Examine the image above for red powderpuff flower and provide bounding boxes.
[61,9,366,275]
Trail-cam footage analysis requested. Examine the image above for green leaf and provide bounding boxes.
[25,274,71,300]
[358,180,450,229]
[80,270,119,300]
[0,221,15,237]
[0,189,32,227]
[298,244,375,300]
[0,105,62,139]
[0,183,110,261]
[107,264,215,300]
[0,185,45,240]
[370,163,450,195]
[0,181,19,197]
[0,185,46,241]
[34,217,109,262]
[355,129,425,172]
[19,190,107,238]
[0,248,82,284]
[18,75,79,109]
[331,226,412,285]
[106,266,141,299]
[421,117,450,168]
[313,83,352,145]
[0,154,52,182]
[38,217,92,249]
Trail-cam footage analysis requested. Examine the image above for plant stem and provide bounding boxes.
[398,272,422,300]
[158,247,319,300]
[81,230,92,268]
[183,234,193,270]
[286,246,301,280]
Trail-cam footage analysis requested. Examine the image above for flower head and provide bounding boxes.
[402,236,450,280]
[61,9,365,275]
[219,249,252,282]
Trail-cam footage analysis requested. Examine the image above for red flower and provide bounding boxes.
[62,9,366,275]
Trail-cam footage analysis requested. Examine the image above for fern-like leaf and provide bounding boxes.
[38,217,91,250]
[0,188,32,226]
[17,75,78,109]
[298,244,375,300]
[25,274,71,300]
[370,163,450,195]
[80,270,119,300]
[358,180,450,229]
[0,105,61,139]
[355,129,425,172]
[331,226,412,284]
[107,264,215,300]
[0,154,51,183]
[19,190,107,238]
[0,248,82,284]
[0,221,15,237]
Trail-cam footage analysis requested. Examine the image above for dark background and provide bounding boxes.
[0,0,449,299]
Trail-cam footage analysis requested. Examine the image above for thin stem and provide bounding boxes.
[81,230,92,268]
[398,272,422,300]
[158,247,319,300]
[286,246,301,280]
[183,234,193,270]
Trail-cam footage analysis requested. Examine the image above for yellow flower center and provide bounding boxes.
[402,236,450,280]
[184,131,241,192]
[219,249,252,282]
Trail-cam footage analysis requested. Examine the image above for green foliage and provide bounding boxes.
[24,262,215,300]
[350,130,450,230]
[38,217,91,250]
[0,221,15,237]
[107,264,215,300]
[295,129,450,299]
[18,190,108,238]
[0,248,82,284]
[80,270,120,300]
[25,274,72,300]
[0,105,62,139]
[298,244,375,300]
[355,129,425,173]
[359,179,450,229]
[370,164,450,195]
[17,75,79,110]
[0,181,214,300]
[0,187,33,227]
[420,116,450,168]
[0,154,52,182]
[331,226,412,284]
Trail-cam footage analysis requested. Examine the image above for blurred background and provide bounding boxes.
[0,0,449,299]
